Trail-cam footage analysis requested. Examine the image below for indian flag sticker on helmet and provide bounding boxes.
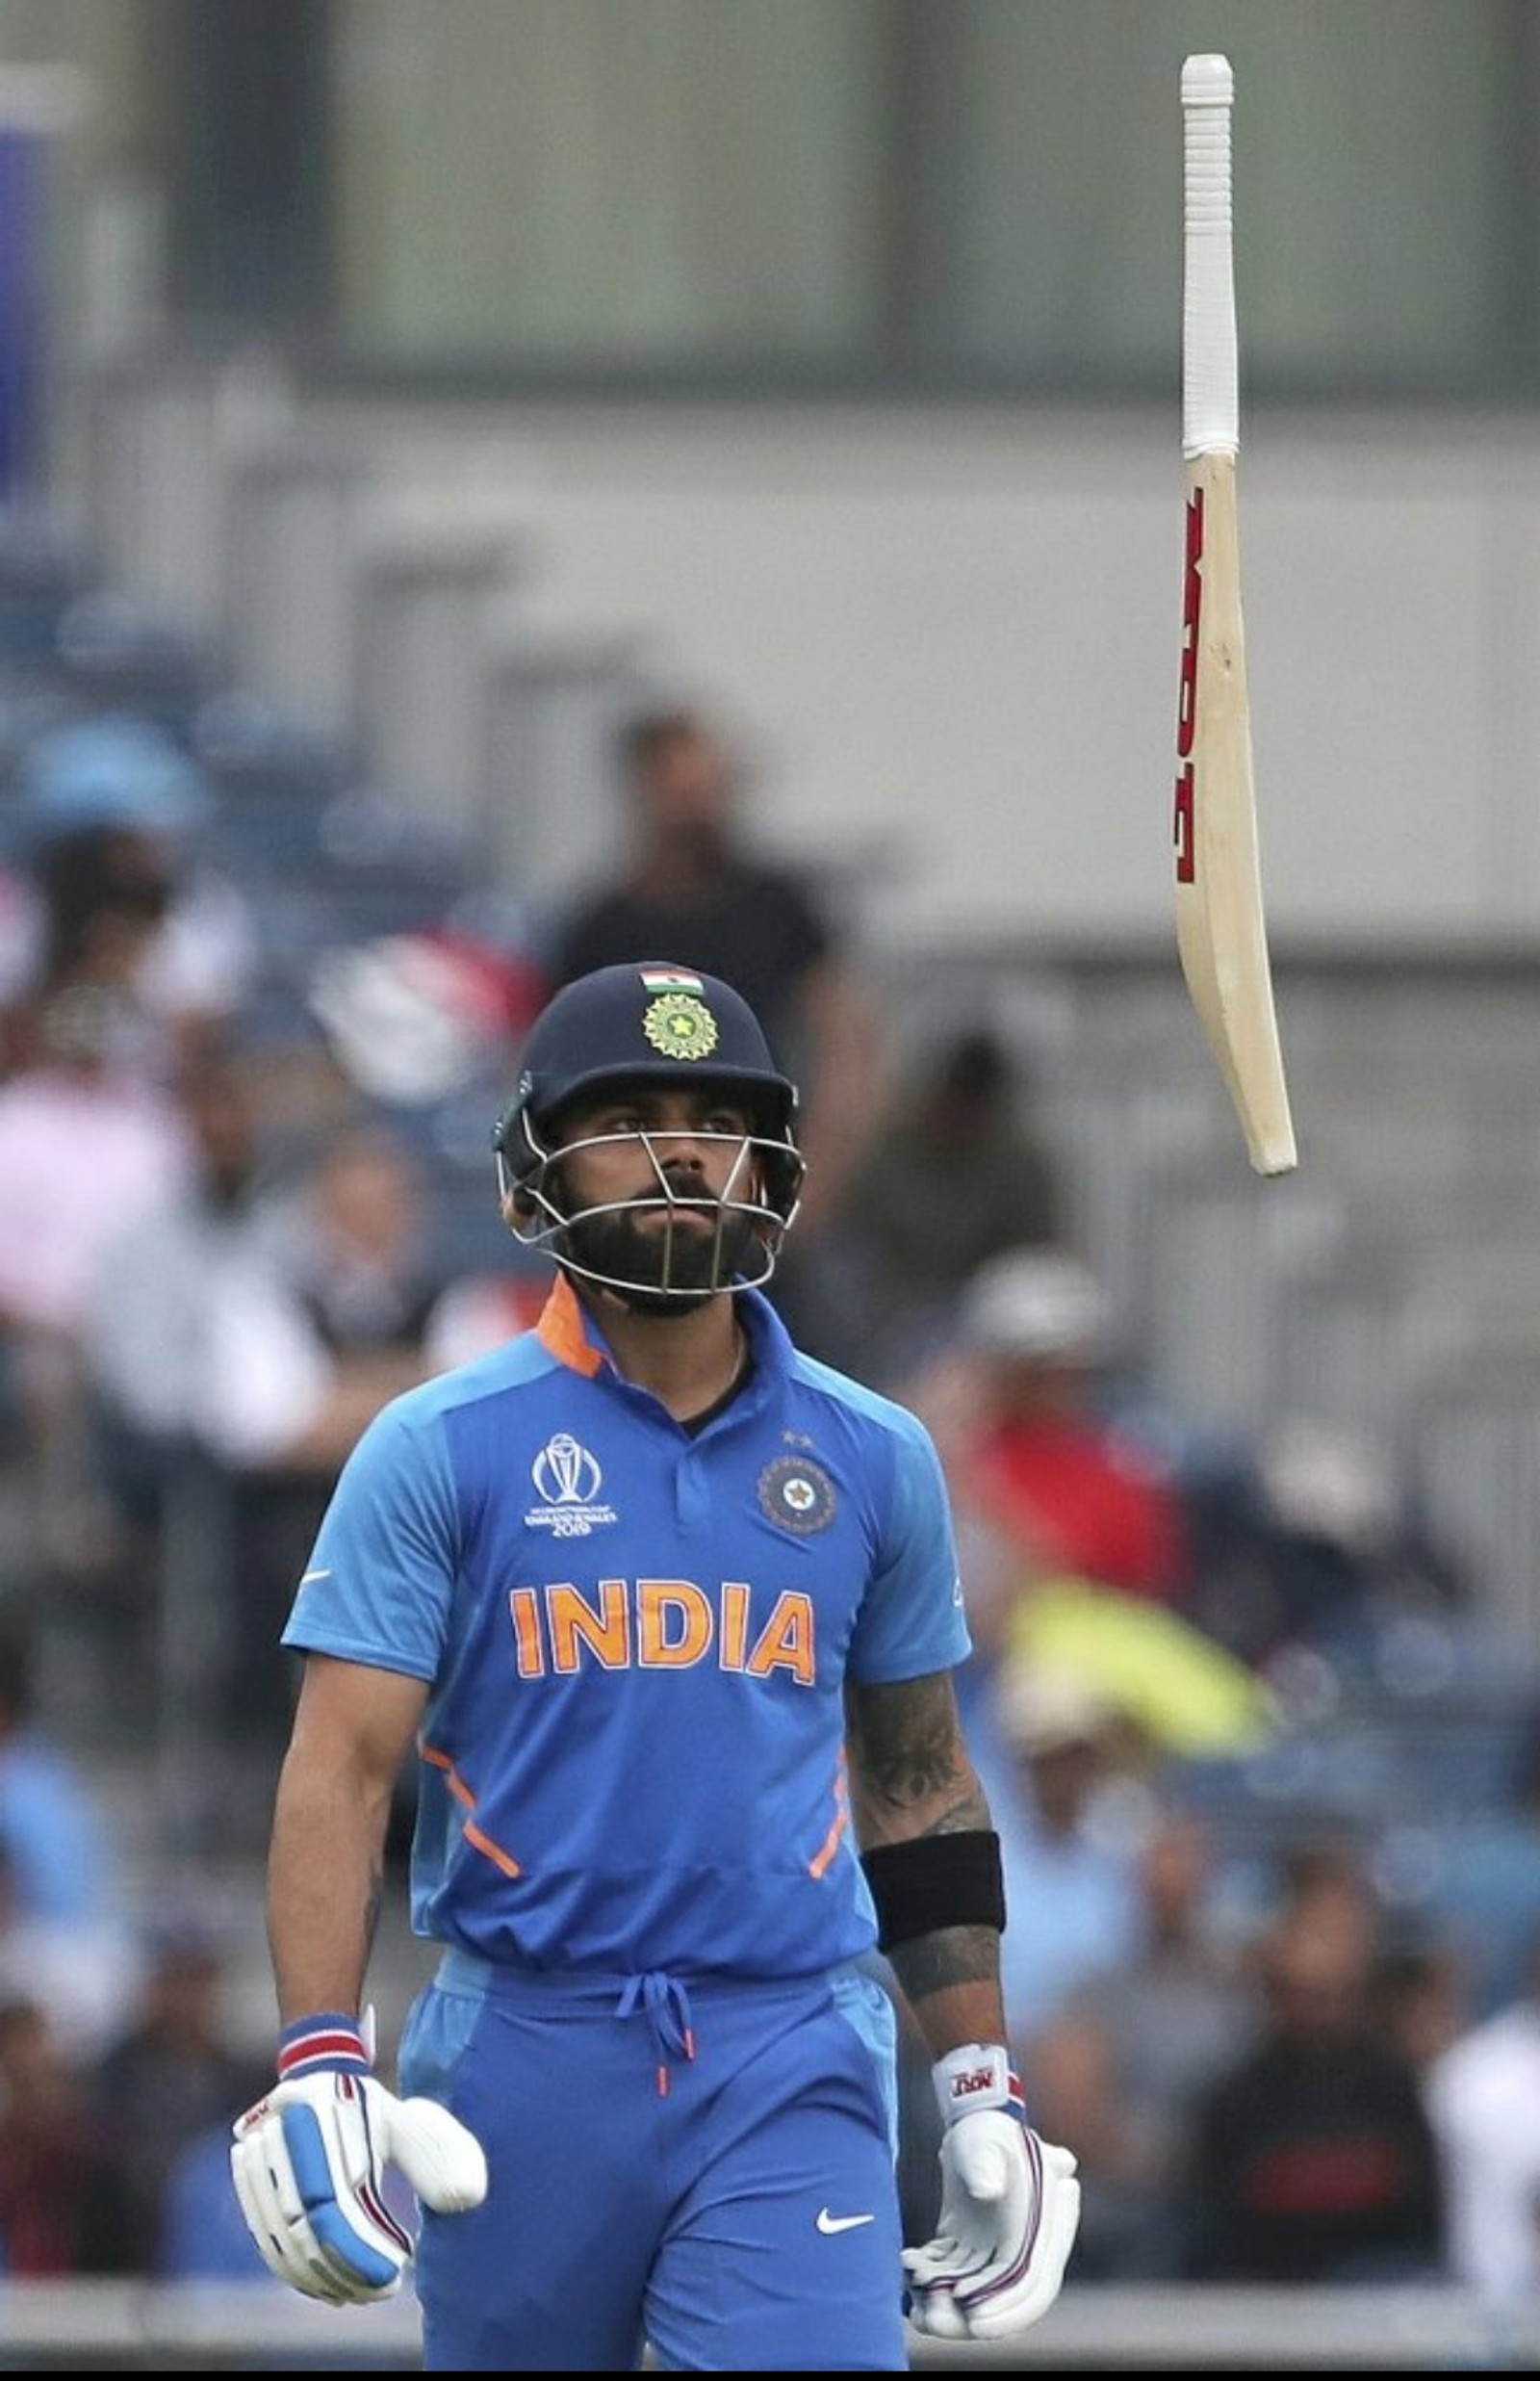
[638,967,704,993]
[643,992,719,1059]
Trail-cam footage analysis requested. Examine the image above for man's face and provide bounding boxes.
[636,728,736,850]
[551,1082,764,1308]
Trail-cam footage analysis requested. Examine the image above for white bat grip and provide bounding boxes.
[1182,53,1238,458]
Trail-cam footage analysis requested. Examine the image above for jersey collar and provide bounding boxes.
[535,1271,793,1391]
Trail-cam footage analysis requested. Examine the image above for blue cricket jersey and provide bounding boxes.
[282,1276,971,1982]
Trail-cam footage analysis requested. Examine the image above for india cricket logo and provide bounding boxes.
[757,1455,837,1537]
[642,993,719,1060]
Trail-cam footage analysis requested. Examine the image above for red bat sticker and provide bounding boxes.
[1173,485,1204,884]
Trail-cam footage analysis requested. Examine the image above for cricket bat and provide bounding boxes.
[1173,53,1297,1176]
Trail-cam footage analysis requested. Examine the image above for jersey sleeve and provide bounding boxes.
[281,1395,458,1682]
[846,1410,972,1684]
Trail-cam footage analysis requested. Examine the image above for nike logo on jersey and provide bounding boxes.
[299,1568,332,1585]
[816,2208,875,2235]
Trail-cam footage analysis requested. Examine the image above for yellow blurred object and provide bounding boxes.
[1005,1576,1276,1756]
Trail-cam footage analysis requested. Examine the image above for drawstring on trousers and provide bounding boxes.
[616,1971,697,2096]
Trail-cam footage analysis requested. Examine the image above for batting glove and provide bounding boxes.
[230,2010,488,2306]
[902,2042,1080,2342]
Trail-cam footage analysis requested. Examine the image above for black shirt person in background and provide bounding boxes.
[1185,1868,1445,2284]
[548,704,886,1354]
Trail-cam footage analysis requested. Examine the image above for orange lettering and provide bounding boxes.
[548,1581,630,1671]
[719,1581,751,1671]
[638,1579,712,1668]
[508,1588,544,1677]
[747,1592,816,1686]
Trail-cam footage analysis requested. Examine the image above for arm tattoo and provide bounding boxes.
[845,1672,991,1838]
[846,1673,1004,2014]
[886,1924,1002,2008]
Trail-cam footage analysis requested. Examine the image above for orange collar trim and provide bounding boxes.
[536,1274,606,1379]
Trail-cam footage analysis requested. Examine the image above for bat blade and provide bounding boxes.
[1174,451,1296,1174]
[1175,54,1296,1178]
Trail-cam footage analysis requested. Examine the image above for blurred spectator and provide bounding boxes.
[91,1912,270,2273]
[306,913,545,1112]
[1373,1927,1467,2079]
[999,1574,1276,1770]
[1424,1920,1540,2304]
[0,975,194,1596]
[89,1113,443,1787]
[1215,1829,1382,1980]
[0,712,258,1088]
[987,1661,1150,2055]
[0,1836,140,2069]
[1180,1414,1469,1672]
[0,986,196,1338]
[0,1626,118,1935]
[0,1994,136,2274]
[1185,1864,1446,2282]
[254,1117,448,1367]
[423,1265,555,1374]
[545,702,886,1340]
[901,1305,1271,1767]
[84,1040,279,1456]
[1418,1697,1540,2025]
[68,1044,284,1707]
[811,1023,1072,1385]
[1028,1807,1261,2278]
[919,1248,1193,1686]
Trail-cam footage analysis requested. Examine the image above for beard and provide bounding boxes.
[560,1200,760,1313]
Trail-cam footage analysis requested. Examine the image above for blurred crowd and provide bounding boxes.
[0,616,1535,2301]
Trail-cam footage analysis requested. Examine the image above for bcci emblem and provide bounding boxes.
[757,1454,837,1537]
[642,993,719,1061]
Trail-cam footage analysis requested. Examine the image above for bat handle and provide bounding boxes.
[1182,53,1238,459]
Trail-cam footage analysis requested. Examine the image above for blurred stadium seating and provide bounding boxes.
[2,15,1540,2336]
[0,479,1536,1912]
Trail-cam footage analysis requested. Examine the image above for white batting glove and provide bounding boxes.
[902,2043,1080,2342]
[230,2011,488,2306]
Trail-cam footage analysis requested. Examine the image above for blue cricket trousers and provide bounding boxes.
[397,1951,909,2371]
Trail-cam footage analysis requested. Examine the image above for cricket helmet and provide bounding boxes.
[492,961,804,1298]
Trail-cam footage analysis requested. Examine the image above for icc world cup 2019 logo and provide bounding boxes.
[526,1435,616,1537]
[532,1433,603,1507]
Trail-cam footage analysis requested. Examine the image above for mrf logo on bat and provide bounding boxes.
[1173,484,1204,887]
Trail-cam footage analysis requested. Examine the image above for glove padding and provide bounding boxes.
[230,2069,489,2306]
[903,2043,1080,2342]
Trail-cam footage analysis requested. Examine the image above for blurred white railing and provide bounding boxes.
[0,2279,1536,2369]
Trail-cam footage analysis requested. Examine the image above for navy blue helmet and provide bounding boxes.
[493,963,804,1300]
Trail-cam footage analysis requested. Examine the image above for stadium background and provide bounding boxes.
[0,0,1537,2365]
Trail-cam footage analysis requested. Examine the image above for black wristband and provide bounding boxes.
[860,1828,1006,1954]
